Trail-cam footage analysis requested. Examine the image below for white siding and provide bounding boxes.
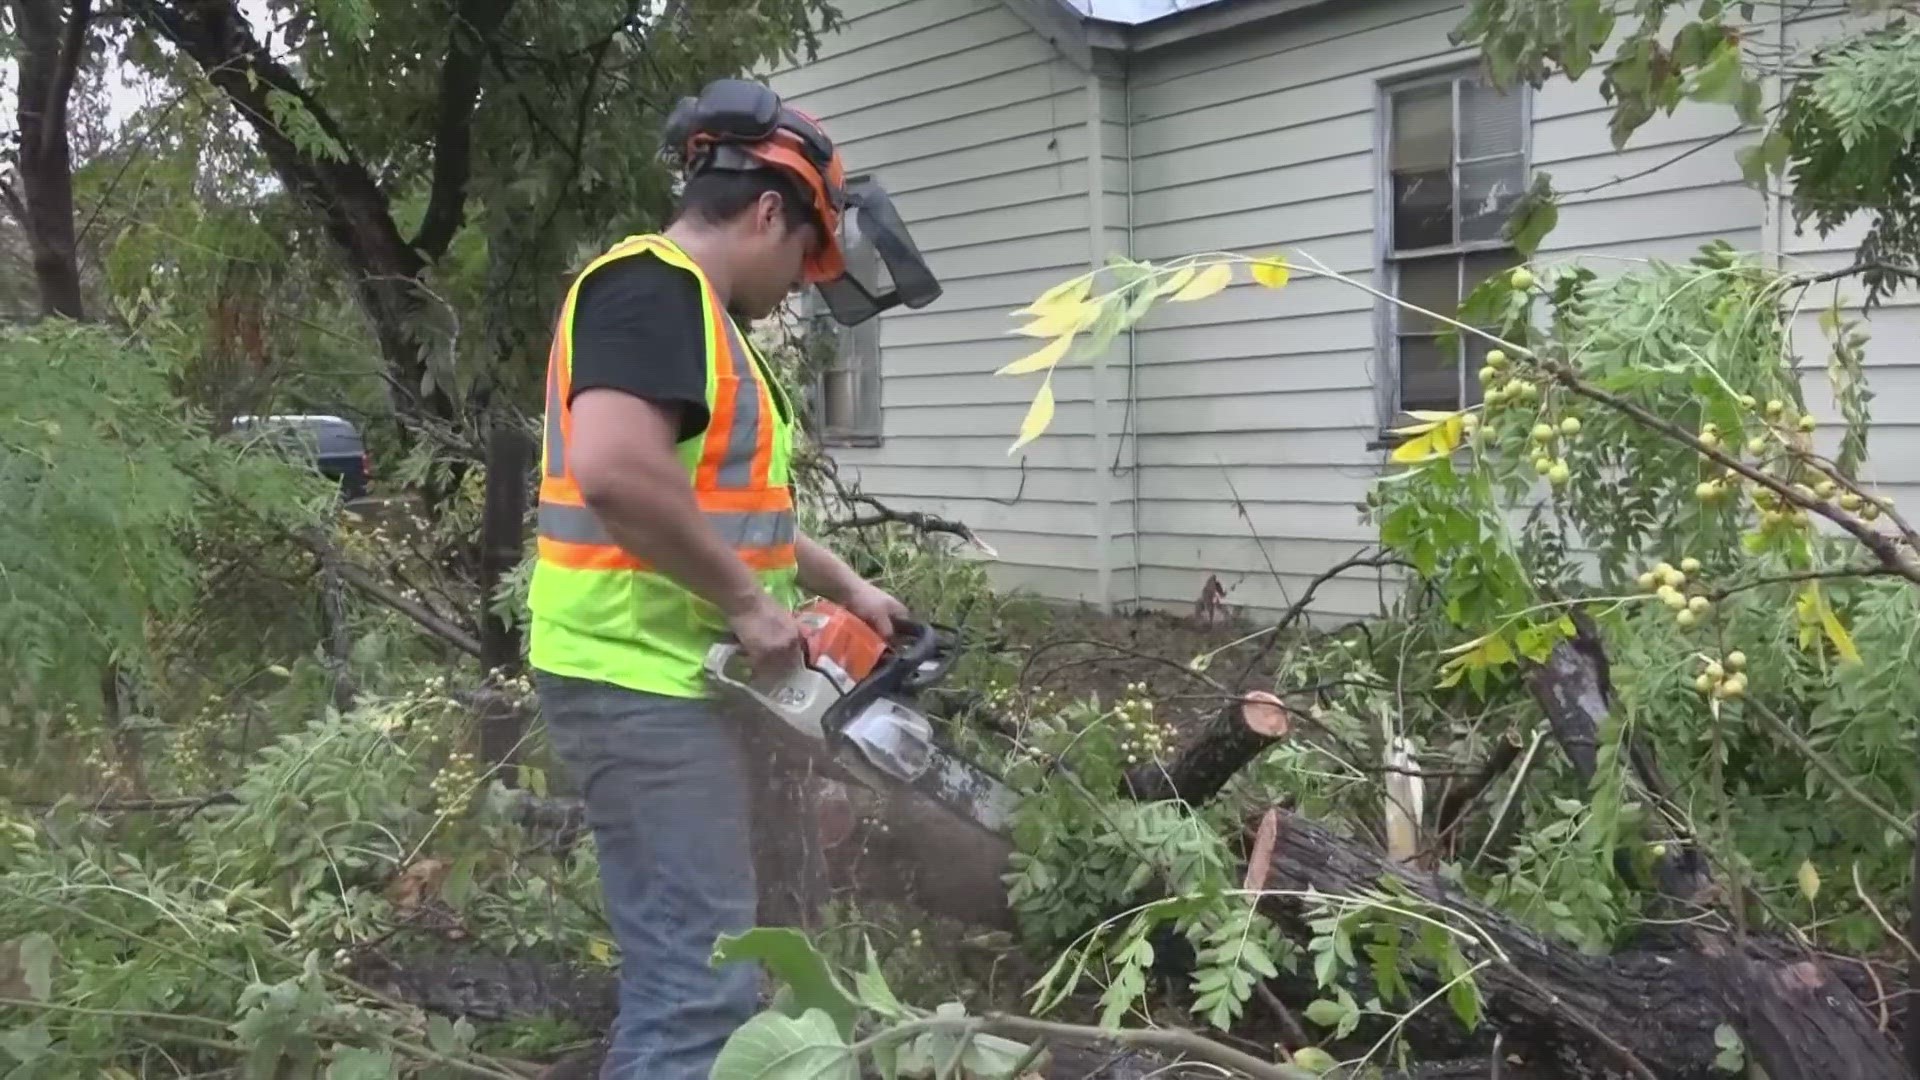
[772,0,1913,622]
[1775,8,1920,511]
[1121,0,1765,620]
[766,0,1109,602]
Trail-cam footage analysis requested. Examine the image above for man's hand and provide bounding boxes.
[841,580,910,640]
[726,593,805,676]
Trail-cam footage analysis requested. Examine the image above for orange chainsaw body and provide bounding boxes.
[796,598,886,686]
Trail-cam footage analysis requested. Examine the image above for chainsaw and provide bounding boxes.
[703,599,1020,836]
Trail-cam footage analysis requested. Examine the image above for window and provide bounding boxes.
[1381,68,1528,417]
[806,181,883,446]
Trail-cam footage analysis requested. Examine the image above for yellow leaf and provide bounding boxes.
[1013,301,1094,338]
[1388,415,1465,464]
[1155,265,1197,297]
[1016,274,1094,317]
[1797,859,1821,902]
[1170,262,1233,302]
[1819,605,1861,665]
[1438,631,1515,688]
[1009,378,1056,455]
[588,938,614,964]
[1799,583,1862,665]
[1441,631,1497,657]
[996,333,1076,377]
[1404,409,1460,423]
[1251,257,1291,289]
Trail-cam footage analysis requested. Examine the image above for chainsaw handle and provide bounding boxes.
[819,617,950,737]
[894,618,958,692]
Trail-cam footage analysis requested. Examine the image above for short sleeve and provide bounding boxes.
[566,254,711,442]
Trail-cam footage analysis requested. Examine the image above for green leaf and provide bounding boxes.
[16,933,54,1001]
[1503,173,1560,258]
[1446,974,1483,1031]
[1303,998,1349,1029]
[0,1020,51,1064]
[427,1014,460,1054]
[1497,178,1559,261]
[963,1032,1042,1078]
[326,1047,398,1080]
[713,929,860,1039]
[1291,1046,1339,1075]
[710,1010,856,1080]
[855,939,907,1020]
[1689,42,1753,109]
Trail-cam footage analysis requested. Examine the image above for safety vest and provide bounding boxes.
[528,234,800,698]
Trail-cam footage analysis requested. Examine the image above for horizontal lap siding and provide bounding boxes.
[768,0,1103,602]
[1123,0,1763,621]
[1774,10,1920,509]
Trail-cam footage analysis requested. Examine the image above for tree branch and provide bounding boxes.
[409,0,518,262]
[1544,360,1920,586]
[42,0,93,157]
[1236,548,1408,685]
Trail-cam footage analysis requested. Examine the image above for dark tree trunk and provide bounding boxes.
[122,0,514,426]
[8,0,91,320]
[1522,618,1902,1080]
[476,423,531,773]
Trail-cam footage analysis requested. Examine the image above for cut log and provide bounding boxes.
[1124,691,1291,805]
[1257,808,1902,1080]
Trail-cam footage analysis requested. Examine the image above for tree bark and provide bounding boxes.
[1521,618,1902,1080]
[476,423,531,773]
[8,0,92,319]
[1123,691,1291,805]
[122,0,511,424]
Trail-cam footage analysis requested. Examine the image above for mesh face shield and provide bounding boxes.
[812,178,943,327]
[663,80,943,329]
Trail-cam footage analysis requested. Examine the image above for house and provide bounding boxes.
[767,0,1918,622]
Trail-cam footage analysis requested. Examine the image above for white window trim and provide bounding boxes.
[803,173,885,448]
[1371,63,1533,436]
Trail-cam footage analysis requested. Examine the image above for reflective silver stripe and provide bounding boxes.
[544,352,567,479]
[716,317,763,490]
[539,503,793,550]
[708,507,797,549]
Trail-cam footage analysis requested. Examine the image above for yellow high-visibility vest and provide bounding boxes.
[528,234,800,698]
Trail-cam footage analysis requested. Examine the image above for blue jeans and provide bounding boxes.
[537,672,759,1080]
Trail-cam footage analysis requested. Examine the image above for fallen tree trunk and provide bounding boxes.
[1519,617,1901,1080]
[1258,808,1900,1080]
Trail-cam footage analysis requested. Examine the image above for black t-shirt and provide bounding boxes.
[567,254,712,442]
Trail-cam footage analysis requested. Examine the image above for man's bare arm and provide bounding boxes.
[796,535,864,603]
[797,534,909,638]
[569,388,800,667]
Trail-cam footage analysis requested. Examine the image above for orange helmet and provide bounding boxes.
[664,79,942,326]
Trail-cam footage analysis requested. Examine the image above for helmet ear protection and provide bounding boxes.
[662,79,942,327]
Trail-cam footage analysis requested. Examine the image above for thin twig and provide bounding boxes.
[1746,700,1914,840]
[1851,862,1920,964]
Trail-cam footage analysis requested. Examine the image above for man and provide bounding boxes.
[528,79,935,1079]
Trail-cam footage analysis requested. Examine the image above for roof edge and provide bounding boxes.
[1116,0,1344,52]
[1010,0,1345,58]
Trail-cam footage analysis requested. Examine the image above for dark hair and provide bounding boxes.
[670,168,817,235]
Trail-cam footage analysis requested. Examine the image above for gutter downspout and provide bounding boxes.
[1085,69,1115,612]
[1122,65,1141,609]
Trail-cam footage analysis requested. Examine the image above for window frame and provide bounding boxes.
[803,173,885,448]
[1371,63,1532,434]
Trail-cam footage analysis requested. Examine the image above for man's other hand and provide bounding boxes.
[843,582,910,640]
